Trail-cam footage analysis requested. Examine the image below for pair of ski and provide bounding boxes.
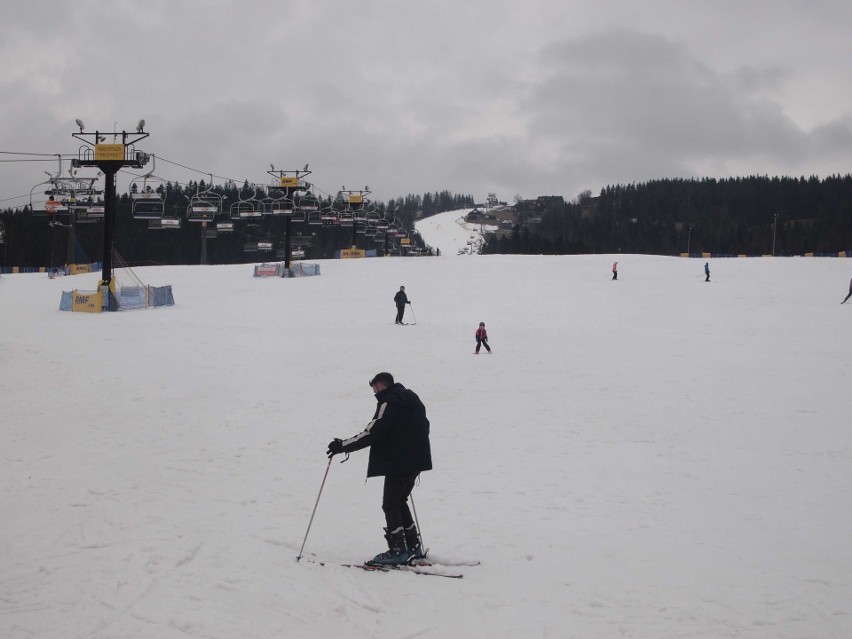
[303,555,478,579]
[344,557,478,579]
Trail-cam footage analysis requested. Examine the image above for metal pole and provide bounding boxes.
[67,209,76,268]
[284,215,292,272]
[410,492,425,553]
[772,213,778,256]
[101,169,116,284]
[296,456,333,561]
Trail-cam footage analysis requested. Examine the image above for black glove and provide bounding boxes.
[407,301,411,304]
[327,438,344,458]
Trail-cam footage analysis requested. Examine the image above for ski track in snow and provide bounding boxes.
[1,208,851,637]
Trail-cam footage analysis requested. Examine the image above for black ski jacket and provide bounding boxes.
[341,383,432,478]
[394,290,408,306]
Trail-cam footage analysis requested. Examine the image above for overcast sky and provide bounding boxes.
[3,0,852,208]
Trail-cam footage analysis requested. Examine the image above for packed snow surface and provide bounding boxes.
[1,208,851,638]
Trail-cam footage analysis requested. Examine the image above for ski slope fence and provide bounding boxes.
[253,262,321,277]
[59,285,174,312]
[1,261,102,275]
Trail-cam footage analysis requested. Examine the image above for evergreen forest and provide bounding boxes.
[0,184,472,268]
[3,174,852,268]
[483,175,852,256]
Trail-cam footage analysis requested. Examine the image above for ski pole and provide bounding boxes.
[297,456,333,561]
[408,302,417,324]
[410,492,425,552]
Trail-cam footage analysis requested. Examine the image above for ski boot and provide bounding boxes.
[404,523,427,560]
[370,527,411,566]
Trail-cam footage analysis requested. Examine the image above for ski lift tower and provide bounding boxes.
[340,187,371,249]
[71,120,149,295]
[267,164,312,270]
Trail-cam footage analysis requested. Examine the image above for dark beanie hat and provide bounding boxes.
[369,372,394,387]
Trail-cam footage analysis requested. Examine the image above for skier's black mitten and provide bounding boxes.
[407,301,411,304]
[327,438,344,458]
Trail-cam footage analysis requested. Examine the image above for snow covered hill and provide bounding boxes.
[415,208,488,255]
[1,244,851,638]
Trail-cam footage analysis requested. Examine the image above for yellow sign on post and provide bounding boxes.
[95,144,125,161]
[348,194,363,204]
[279,176,300,188]
[71,289,102,313]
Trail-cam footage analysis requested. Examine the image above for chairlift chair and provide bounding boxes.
[320,210,338,224]
[187,197,220,222]
[130,181,166,220]
[260,193,293,216]
[187,176,223,223]
[230,185,262,220]
[148,217,181,230]
[295,191,320,212]
[87,203,105,219]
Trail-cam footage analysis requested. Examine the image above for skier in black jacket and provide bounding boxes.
[327,372,432,565]
[393,286,410,324]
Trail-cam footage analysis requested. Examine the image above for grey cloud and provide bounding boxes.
[3,2,852,208]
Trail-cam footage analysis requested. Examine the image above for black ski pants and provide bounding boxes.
[476,338,491,353]
[382,472,419,532]
[395,303,406,323]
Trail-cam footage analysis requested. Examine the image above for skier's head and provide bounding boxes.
[369,372,394,392]
[479,322,485,326]
[400,286,405,291]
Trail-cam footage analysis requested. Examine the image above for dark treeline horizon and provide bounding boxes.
[0,184,473,267]
[482,175,852,256]
[4,174,852,267]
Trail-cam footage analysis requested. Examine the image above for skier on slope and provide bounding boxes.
[475,322,492,354]
[394,285,411,324]
[704,261,711,282]
[842,278,852,304]
[612,261,618,280]
[327,372,432,566]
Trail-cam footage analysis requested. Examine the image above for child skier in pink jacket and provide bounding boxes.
[475,322,492,354]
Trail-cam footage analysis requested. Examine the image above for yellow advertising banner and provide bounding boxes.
[69,263,93,275]
[95,144,125,161]
[348,194,363,204]
[400,238,411,245]
[72,290,102,313]
[340,248,366,259]
[279,176,300,187]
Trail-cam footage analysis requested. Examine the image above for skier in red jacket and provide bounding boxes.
[475,322,492,354]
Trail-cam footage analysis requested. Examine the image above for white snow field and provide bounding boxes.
[1,208,851,638]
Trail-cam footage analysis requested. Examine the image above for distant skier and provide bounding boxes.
[475,322,492,354]
[842,278,852,304]
[704,262,710,282]
[394,286,410,324]
[326,372,432,566]
[612,261,618,280]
